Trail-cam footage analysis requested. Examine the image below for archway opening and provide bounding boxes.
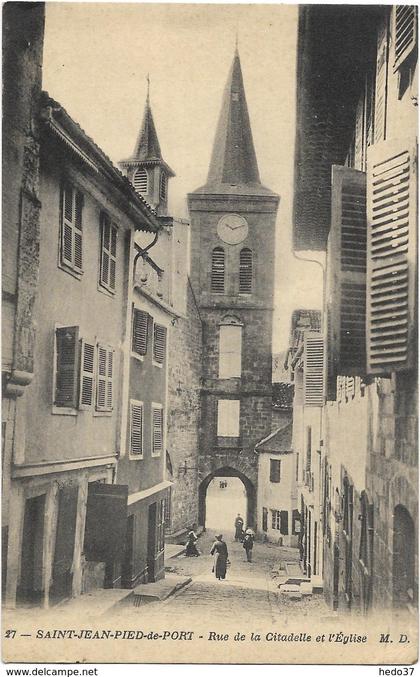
[206,477,247,531]
[393,504,416,608]
[198,467,255,533]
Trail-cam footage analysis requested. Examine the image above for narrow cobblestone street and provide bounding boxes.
[119,530,328,626]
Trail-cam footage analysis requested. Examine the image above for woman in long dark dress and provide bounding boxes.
[185,530,200,557]
[210,534,229,580]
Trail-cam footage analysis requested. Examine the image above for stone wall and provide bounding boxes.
[166,281,202,539]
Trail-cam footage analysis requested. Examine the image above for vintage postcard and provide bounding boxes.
[2,1,418,667]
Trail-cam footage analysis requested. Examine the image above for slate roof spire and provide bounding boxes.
[207,48,261,186]
[194,49,276,196]
[131,77,162,162]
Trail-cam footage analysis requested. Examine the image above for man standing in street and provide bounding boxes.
[243,528,254,562]
[234,513,244,541]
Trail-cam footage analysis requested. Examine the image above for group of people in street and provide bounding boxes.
[184,514,255,580]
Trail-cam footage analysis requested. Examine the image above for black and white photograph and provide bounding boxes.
[2,1,418,667]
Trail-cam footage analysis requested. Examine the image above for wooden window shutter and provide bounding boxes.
[100,215,117,292]
[280,511,289,536]
[367,139,417,374]
[132,309,149,355]
[55,326,79,407]
[239,248,253,294]
[327,166,367,388]
[152,407,163,455]
[211,247,225,293]
[304,332,324,407]
[61,184,83,271]
[96,345,114,411]
[374,13,390,144]
[153,324,167,363]
[393,6,418,73]
[130,402,143,456]
[79,339,95,409]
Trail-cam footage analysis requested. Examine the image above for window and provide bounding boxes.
[239,248,252,293]
[61,183,83,273]
[270,459,281,483]
[100,214,117,293]
[130,400,144,457]
[271,510,288,533]
[374,13,390,144]
[164,488,172,529]
[217,399,240,437]
[96,345,114,412]
[132,309,149,356]
[152,404,163,456]
[55,326,80,408]
[211,247,225,293]
[271,510,281,530]
[54,328,116,413]
[218,322,242,378]
[133,168,148,194]
[153,324,167,364]
[160,172,167,200]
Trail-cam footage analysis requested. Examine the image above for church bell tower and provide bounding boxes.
[188,49,280,528]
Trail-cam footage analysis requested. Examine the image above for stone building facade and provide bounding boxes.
[188,49,279,529]
[293,5,418,613]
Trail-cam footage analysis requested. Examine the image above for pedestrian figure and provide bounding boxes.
[243,528,254,562]
[185,530,200,557]
[210,534,229,580]
[234,513,244,541]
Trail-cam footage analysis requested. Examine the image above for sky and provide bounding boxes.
[42,3,323,352]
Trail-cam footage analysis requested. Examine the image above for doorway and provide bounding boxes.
[147,503,157,582]
[205,477,247,533]
[393,504,415,608]
[18,494,45,604]
[122,514,135,588]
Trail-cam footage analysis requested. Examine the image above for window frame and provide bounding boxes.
[95,342,114,414]
[131,307,149,359]
[133,167,148,195]
[211,247,225,294]
[153,323,167,368]
[52,324,80,416]
[270,459,281,483]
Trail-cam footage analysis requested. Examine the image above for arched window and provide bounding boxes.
[239,248,253,294]
[160,172,167,200]
[133,168,148,195]
[211,247,225,294]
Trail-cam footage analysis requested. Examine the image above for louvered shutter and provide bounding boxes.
[152,407,163,455]
[393,6,418,72]
[55,326,79,407]
[367,139,417,373]
[327,166,367,385]
[239,248,253,293]
[61,184,83,271]
[96,345,114,411]
[132,309,149,355]
[130,402,143,456]
[374,13,390,144]
[304,332,324,407]
[153,324,167,364]
[74,190,83,271]
[79,339,95,409]
[211,247,225,293]
[354,95,365,171]
[100,215,117,291]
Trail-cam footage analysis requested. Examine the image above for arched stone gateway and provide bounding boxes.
[198,466,256,530]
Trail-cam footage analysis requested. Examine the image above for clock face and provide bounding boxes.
[217,214,249,245]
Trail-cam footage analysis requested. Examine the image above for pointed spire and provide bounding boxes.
[206,49,261,188]
[130,78,162,162]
